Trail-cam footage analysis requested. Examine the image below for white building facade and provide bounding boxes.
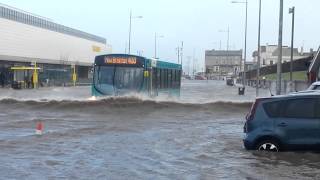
[252,45,310,67]
[0,4,112,86]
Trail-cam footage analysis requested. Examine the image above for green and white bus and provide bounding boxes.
[92,54,182,97]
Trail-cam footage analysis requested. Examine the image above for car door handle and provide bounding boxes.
[277,122,287,127]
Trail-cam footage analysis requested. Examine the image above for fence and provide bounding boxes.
[246,79,309,95]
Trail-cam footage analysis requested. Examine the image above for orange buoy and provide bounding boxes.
[35,121,44,135]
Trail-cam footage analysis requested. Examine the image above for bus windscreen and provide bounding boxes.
[94,65,144,95]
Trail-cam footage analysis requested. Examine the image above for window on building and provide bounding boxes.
[4,8,8,18]
[22,13,26,22]
[8,9,11,18]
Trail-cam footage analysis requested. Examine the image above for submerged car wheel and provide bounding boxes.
[256,140,280,152]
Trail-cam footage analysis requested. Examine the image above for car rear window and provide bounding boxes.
[263,101,281,118]
[283,98,316,119]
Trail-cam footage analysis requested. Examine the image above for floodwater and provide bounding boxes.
[0,80,319,180]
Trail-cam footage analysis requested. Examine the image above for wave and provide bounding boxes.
[0,96,253,111]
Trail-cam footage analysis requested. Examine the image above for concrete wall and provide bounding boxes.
[0,18,111,65]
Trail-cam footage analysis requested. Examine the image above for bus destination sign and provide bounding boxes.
[105,57,137,65]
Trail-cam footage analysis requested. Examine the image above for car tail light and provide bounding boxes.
[246,99,261,121]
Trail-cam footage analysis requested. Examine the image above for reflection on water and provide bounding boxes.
[0,80,318,179]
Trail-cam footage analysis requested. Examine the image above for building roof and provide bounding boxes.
[253,46,299,57]
[272,47,299,56]
[205,49,242,56]
[0,4,106,44]
[0,54,93,66]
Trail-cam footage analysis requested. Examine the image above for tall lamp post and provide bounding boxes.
[276,0,284,95]
[231,0,248,86]
[128,10,143,54]
[256,0,262,97]
[154,33,164,59]
[218,27,230,53]
[289,6,295,90]
[219,27,230,80]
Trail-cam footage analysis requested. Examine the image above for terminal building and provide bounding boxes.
[0,4,112,87]
[205,49,242,79]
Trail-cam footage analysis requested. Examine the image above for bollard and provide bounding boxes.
[35,121,44,135]
[238,86,245,95]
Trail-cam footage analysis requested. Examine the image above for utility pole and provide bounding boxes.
[128,10,143,55]
[231,0,248,86]
[193,49,196,76]
[187,56,192,76]
[256,0,262,97]
[225,27,230,81]
[181,41,184,67]
[276,0,284,95]
[125,42,127,54]
[176,46,180,63]
[154,33,164,59]
[128,10,132,54]
[154,33,157,59]
[243,0,248,87]
[227,26,230,53]
[289,6,295,85]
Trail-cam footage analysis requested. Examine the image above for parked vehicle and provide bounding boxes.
[308,81,320,90]
[243,92,320,152]
[194,75,206,80]
[226,78,234,86]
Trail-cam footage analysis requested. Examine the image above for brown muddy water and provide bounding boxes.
[0,80,319,180]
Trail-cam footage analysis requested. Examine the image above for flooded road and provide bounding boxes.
[0,80,319,179]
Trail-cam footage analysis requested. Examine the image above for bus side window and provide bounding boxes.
[172,69,176,88]
[170,70,172,88]
[161,69,164,89]
[152,68,157,89]
[177,70,181,87]
[162,69,165,89]
[157,68,160,88]
[165,69,169,88]
[168,69,170,88]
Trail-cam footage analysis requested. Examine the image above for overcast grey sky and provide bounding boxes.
[1,0,319,70]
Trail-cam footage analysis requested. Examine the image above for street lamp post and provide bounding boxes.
[256,0,262,97]
[231,0,248,86]
[154,33,164,59]
[128,10,143,54]
[218,27,230,53]
[176,46,180,64]
[181,41,184,66]
[289,6,295,89]
[219,27,230,80]
[276,0,284,95]
[211,41,222,50]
